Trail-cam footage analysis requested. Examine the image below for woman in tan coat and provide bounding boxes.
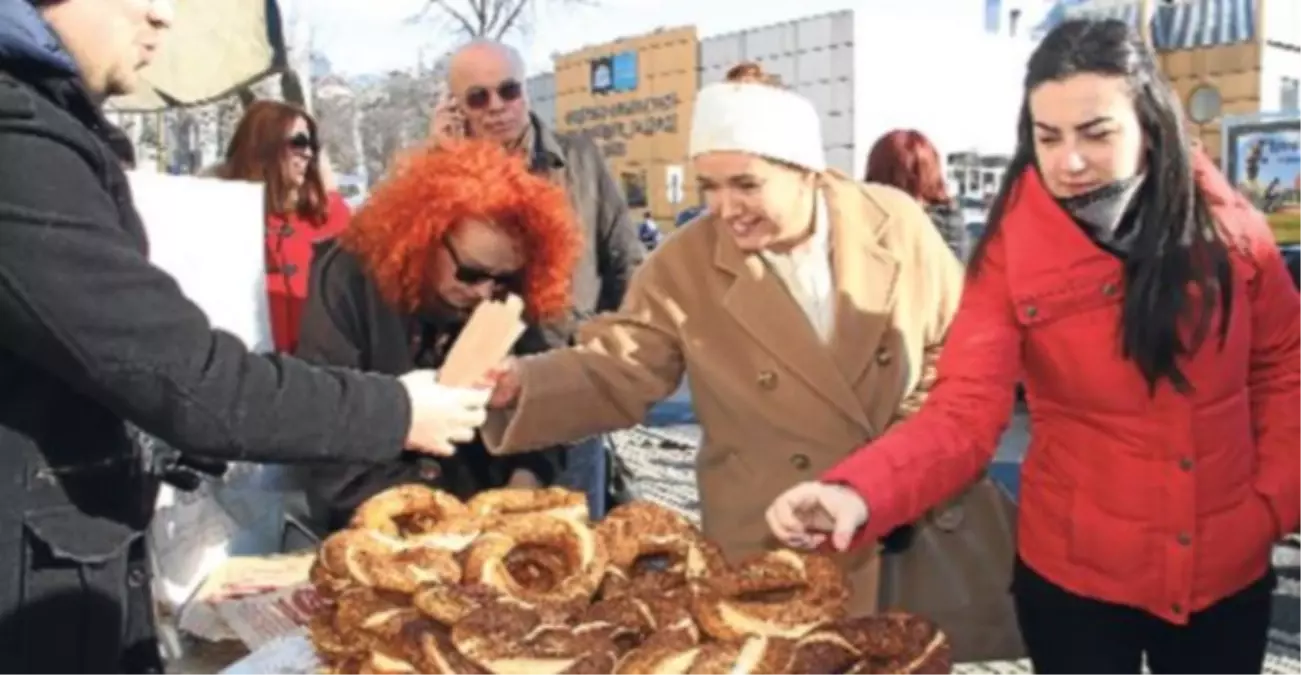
[486,75,1017,658]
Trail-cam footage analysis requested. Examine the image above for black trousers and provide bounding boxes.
[1012,558,1274,674]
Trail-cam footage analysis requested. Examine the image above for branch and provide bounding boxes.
[484,0,509,36]
[478,0,496,35]
[491,0,528,40]
[419,0,599,41]
[424,0,478,37]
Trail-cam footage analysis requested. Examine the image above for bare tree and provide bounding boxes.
[416,0,597,40]
[313,76,366,178]
[353,71,440,185]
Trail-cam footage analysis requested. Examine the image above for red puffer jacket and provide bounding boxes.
[265,191,351,353]
[825,154,1299,624]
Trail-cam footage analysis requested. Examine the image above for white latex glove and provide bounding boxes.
[399,370,491,456]
[766,482,870,552]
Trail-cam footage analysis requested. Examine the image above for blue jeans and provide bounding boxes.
[563,436,608,519]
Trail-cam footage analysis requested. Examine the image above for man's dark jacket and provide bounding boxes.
[296,245,564,533]
[523,114,645,344]
[0,2,414,670]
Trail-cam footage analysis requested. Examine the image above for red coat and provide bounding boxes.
[825,155,1299,625]
[265,192,350,353]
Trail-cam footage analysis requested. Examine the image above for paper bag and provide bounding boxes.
[438,294,526,386]
[178,553,322,649]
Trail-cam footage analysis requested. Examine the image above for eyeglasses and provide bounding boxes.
[442,237,524,297]
[285,132,317,153]
[462,80,524,110]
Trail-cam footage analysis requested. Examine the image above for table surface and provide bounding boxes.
[163,390,1301,674]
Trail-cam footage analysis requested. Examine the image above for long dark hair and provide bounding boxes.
[218,100,329,224]
[971,18,1232,394]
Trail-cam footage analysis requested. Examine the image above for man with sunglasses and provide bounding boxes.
[432,40,647,518]
[0,1,496,670]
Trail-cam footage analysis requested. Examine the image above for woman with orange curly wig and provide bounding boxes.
[295,139,582,532]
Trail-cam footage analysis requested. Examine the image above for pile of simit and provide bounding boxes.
[308,484,952,674]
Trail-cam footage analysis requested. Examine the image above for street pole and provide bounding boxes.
[156,110,167,173]
[1138,0,1154,48]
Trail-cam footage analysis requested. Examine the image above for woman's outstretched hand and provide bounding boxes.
[766,481,870,552]
[482,357,522,409]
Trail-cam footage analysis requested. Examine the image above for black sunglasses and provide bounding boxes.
[286,132,317,152]
[443,237,524,296]
[463,80,523,110]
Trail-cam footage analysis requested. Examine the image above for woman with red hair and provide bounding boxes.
[864,129,969,260]
[295,139,581,532]
[216,100,352,353]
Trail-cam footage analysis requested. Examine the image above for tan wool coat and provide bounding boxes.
[486,171,965,615]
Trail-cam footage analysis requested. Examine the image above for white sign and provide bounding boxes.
[128,172,272,351]
[126,172,290,639]
[665,164,684,205]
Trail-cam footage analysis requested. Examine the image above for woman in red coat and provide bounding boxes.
[217,100,352,352]
[767,19,1298,674]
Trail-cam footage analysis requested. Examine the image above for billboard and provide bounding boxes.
[589,50,639,95]
[1222,112,1301,245]
[556,27,699,222]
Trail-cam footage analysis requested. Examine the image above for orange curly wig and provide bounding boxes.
[340,140,581,321]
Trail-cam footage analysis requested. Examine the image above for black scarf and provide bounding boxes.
[1056,172,1147,259]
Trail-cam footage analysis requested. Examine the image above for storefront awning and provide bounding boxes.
[1037,0,1257,50]
[107,0,287,112]
[1152,0,1256,50]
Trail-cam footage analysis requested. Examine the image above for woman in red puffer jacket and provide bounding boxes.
[767,18,1298,675]
[215,100,351,353]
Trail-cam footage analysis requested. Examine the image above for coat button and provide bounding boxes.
[1102,282,1118,296]
[1024,305,1039,319]
[932,503,966,531]
[1178,457,1193,472]
[790,454,811,470]
[128,567,147,588]
[757,370,778,390]
[875,346,892,366]
[1171,602,1184,615]
[1176,532,1192,546]
[418,462,441,481]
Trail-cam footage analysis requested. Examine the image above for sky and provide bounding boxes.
[302,0,1001,77]
[294,0,1059,157]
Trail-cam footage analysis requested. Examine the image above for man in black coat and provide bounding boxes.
[0,1,494,671]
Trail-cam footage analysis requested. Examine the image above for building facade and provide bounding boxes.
[550,27,699,222]
[525,7,1037,220]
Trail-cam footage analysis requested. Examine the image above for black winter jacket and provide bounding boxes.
[0,7,412,671]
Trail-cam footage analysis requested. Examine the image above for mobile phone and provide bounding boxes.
[447,96,471,138]
[434,83,471,138]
